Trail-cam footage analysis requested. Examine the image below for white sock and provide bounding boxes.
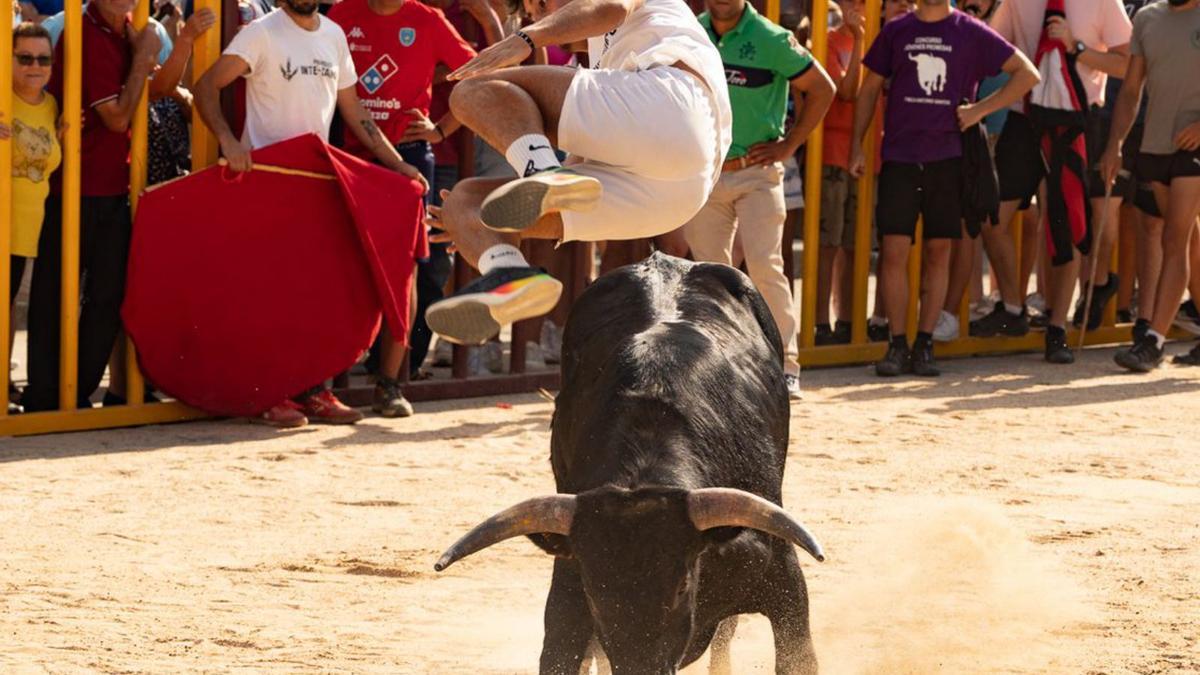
[478,243,528,275]
[1004,302,1023,316]
[869,315,887,327]
[505,134,561,177]
[1148,329,1165,349]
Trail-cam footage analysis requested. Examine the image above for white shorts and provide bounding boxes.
[557,66,724,243]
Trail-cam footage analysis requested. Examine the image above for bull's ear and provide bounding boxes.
[527,533,574,558]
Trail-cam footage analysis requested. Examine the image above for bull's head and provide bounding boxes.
[434,486,823,673]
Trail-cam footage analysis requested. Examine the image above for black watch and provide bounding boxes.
[1073,40,1086,55]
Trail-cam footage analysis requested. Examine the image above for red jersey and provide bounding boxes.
[328,0,476,158]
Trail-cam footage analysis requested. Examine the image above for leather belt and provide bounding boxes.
[722,156,754,173]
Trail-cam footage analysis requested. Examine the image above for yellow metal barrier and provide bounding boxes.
[1,16,11,420]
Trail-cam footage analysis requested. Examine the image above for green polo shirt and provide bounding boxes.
[699,5,814,160]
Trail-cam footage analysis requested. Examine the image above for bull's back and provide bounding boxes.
[551,254,789,494]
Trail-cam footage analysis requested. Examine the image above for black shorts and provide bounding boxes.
[1137,149,1200,186]
[995,111,1046,208]
[876,157,963,240]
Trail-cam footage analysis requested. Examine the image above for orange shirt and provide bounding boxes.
[821,27,884,173]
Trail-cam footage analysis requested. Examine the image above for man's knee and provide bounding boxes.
[448,77,491,119]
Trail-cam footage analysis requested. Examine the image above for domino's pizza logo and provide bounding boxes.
[360,54,398,94]
[399,27,416,47]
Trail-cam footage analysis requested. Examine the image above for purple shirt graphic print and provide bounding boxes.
[863,10,1015,163]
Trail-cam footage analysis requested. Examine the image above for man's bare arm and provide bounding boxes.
[336,87,429,191]
[847,70,884,178]
[194,53,253,170]
[521,0,643,50]
[92,28,160,133]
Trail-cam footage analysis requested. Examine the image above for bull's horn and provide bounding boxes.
[687,488,825,562]
[434,495,577,572]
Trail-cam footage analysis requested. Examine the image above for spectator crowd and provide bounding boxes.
[5,0,1200,424]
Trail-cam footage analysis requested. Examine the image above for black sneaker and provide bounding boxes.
[911,342,940,377]
[1116,308,1133,324]
[426,266,563,345]
[1173,342,1200,366]
[372,377,414,418]
[1114,334,1164,373]
[1030,310,1051,330]
[832,320,852,344]
[970,302,1029,337]
[102,389,163,407]
[480,168,602,233]
[1132,318,1150,344]
[1044,326,1075,364]
[815,324,837,346]
[1073,273,1119,330]
[875,342,912,377]
[867,321,889,343]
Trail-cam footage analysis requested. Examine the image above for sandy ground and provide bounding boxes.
[1,346,1198,674]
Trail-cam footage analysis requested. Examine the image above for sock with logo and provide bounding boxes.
[505,134,561,177]
[477,243,529,276]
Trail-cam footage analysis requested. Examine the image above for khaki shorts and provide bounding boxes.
[819,165,857,249]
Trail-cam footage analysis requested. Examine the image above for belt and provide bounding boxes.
[722,156,755,172]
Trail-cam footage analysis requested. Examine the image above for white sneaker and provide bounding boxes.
[784,373,802,401]
[540,320,563,365]
[1025,292,1047,316]
[933,310,960,342]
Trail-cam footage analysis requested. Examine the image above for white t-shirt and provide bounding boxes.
[225,9,356,149]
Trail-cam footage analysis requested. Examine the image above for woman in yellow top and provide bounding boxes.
[1,22,60,410]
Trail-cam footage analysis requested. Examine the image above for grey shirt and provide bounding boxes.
[1130,1,1200,154]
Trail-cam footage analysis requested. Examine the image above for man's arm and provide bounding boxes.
[1046,16,1130,78]
[956,50,1039,130]
[336,87,429,192]
[1099,54,1144,184]
[194,53,253,170]
[835,14,865,101]
[847,70,884,178]
[150,9,216,99]
[746,63,835,166]
[460,0,505,46]
[92,27,160,133]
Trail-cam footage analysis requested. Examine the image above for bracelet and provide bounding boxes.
[434,125,445,142]
[514,29,536,51]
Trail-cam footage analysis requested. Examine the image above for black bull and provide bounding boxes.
[436,254,824,674]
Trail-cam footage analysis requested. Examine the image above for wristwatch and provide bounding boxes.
[1073,40,1086,55]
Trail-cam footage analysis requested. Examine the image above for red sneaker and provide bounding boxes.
[252,399,308,428]
[298,390,363,425]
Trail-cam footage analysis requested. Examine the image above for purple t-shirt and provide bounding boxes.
[863,10,1014,163]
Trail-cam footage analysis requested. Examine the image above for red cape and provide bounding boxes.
[122,134,427,416]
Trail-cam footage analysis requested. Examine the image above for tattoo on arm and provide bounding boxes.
[361,117,384,143]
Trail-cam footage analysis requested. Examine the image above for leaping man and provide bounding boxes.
[423,0,732,344]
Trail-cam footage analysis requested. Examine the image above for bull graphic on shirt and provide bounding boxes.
[908,52,946,96]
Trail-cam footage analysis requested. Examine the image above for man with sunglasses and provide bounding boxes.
[420,0,732,346]
[23,0,161,412]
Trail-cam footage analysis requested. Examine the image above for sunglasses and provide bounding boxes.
[14,53,53,67]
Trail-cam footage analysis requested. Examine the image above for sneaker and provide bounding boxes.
[432,339,453,367]
[1132,318,1151,344]
[1025,292,1047,316]
[298,389,363,425]
[253,400,308,428]
[1173,342,1200,366]
[102,388,163,407]
[540,320,563,365]
[970,302,1029,338]
[1030,310,1051,330]
[1114,335,1164,373]
[1174,300,1200,336]
[1044,326,1075,364]
[932,310,959,342]
[480,168,603,233]
[832,321,852,344]
[784,373,802,400]
[372,377,414,418]
[1073,273,1119,330]
[875,342,912,377]
[911,342,940,376]
[814,324,837,346]
[1116,308,1134,324]
[425,266,563,345]
[867,320,889,343]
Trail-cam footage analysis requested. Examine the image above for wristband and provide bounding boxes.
[434,125,446,142]
[515,29,536,51]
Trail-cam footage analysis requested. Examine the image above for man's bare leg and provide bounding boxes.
[816,246,837,327]
[449,66,573,156]
[1135,208,1164,324]
[879,235,911,337]
[942,223,973,315]
[1018,203,1041,301]
[980,199,1024,308]
[1148,179,1200,337]
[1073,194,1122,329]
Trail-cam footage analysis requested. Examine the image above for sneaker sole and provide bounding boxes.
[480,173,603,233]
[373,404,414,418]
[426,275,563,346]
[249,416,307,429]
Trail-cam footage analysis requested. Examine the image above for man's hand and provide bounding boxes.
[1175,121,1200,151]
[1046,16,1075,52]
[956,102,986,131]
[396,161,431,194]
[848,145,866,178]
[219,134,253,172]
[745,138,796,167]
[133,25,163,66]
[447,33,532,80]
[845,5,865,40]
[180,7,217,42]
[400,108,441,144]
[1099,145,1122,187]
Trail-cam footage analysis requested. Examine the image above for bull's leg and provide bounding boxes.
[760,547,817,675]
[581,635,612,675]
[540,559,594,675]
[709,616,739,675]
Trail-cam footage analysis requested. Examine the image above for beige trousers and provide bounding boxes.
[683,162,800,376]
